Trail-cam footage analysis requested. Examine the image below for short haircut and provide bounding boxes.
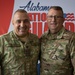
[14,9,27,15]
[49,6,64,15]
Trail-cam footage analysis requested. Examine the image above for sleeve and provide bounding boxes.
[39,37,42,61]
[0,36,4,75]
[70,34,75,75]
[0,36,4,57]
[0,66,1,75]
[0,37,3,61]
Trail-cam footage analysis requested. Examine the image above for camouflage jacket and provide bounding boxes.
[0,31,40,75]
[40,27,75,75]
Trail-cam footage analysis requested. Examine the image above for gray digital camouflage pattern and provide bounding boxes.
[40,27,75,75]
[0,31,40,75]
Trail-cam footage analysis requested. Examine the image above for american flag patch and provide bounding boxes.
[64,13,75,21]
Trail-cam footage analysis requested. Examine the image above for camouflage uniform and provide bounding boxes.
[40,27,75,75]
[0,31,40,75]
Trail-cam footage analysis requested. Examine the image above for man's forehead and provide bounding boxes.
[14,12,28,18]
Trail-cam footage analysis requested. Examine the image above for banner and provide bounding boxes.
[0,0,75,37]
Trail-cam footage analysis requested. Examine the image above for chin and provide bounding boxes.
[17,34,26,37]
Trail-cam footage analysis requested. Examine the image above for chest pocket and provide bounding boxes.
[4,43,25,58]
[42,39,70,62]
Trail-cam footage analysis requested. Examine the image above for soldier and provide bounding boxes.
[0,9,40,75]
[40,6,75,75]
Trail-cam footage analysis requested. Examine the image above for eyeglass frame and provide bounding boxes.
[47,15,63,19]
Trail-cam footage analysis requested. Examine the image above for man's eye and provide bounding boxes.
[17,20,21,23]
[48,16,53,18]
[24,19,30,23]
[47,15,63,19]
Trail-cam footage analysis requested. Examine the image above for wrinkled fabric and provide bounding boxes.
[40,27,75,75]
[0,31,40,75]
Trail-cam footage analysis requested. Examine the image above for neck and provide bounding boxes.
[19,34,29,42]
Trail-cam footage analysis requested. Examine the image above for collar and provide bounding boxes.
[46,27,66,39]
[12,31,30,41]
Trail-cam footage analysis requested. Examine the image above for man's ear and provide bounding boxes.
[12,19,14,25]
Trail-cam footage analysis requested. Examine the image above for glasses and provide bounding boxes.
[47,15,63,20]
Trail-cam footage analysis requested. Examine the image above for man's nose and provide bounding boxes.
[52,16,56,21]
[20,21,24,27]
